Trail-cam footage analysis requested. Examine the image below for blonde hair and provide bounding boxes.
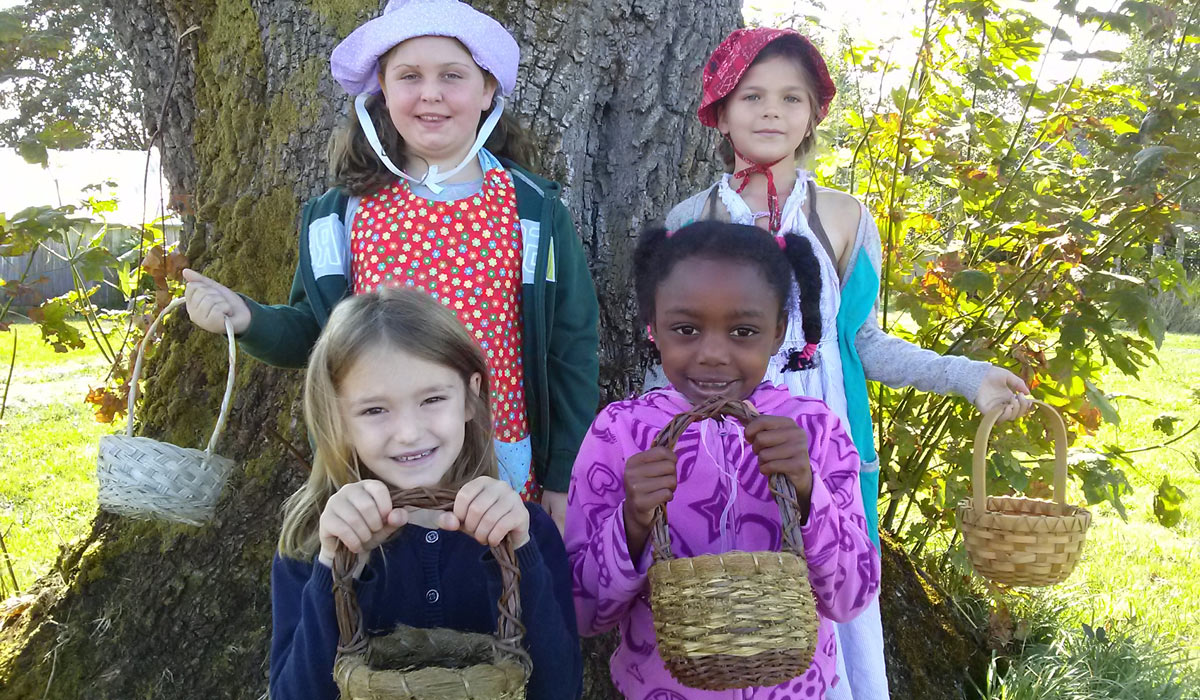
[278,287,497,559]
[717,39,823,171]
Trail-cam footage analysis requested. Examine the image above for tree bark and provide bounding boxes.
[0,1,737,698]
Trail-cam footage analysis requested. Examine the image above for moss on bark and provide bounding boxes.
[879,532,988,699]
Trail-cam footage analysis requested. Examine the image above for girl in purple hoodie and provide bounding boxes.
[565,220,880,699]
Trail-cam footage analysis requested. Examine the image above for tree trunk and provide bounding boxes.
[0,1,737,698]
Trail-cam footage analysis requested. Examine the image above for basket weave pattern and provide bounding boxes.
[333,488,531,700]
[97,297,236,526]
[957,400,1091,587]
[97,439,233,525]
[647,397,819,691]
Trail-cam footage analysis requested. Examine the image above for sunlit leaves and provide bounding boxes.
[1151,413,1181,435]
[1067,449,1133,520]
[0,0,143,150]
[825,0,1196,541]
[27,294,86,352]
[1084,379,1121,426]
[1153,477,1186,527]
[0,205,89,257]
[951,268,995,295]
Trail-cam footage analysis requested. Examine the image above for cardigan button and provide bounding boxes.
[425,531,439,544]
[425,589,440,603]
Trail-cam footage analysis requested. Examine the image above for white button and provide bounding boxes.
[425,531,439,543]
[425,589,439,603]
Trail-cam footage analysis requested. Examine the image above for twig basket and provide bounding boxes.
[647,397,819,691]
[333,488,531,700]
[957,399,1091,587]
[97,297,236,526]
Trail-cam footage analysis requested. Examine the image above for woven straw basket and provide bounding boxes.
[333,488,531,700]
[97,297,236,526]
[648,397,819,691]
[957,399,1091,587]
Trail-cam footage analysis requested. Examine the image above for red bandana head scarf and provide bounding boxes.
[698,28,837,233]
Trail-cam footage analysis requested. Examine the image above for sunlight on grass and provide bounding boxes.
[1067,332,1200,652]
[0,321,110,594]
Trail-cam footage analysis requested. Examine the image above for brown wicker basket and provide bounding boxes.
[957,399,1092,587]
[332,487,531,700]
[647,396,819,691]
[97,297,236,526]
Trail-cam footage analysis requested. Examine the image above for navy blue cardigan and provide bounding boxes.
[269,503,582,699]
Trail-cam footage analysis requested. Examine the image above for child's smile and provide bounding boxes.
[338,344,480,489]
[651,257,786,405]
[378,36,497,171]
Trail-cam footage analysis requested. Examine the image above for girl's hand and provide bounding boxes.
[622,446,677,558]
[541,489,568,535]
[318,480,407,569]
[974,367,1033,423]
[745,415,813,517]
[442,476,530,549]
[182,268,251,335]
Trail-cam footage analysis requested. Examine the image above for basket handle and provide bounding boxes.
[647,396,807,563]
[972,399,1069,515]
[330,486,532,675]
[124,297,236,457]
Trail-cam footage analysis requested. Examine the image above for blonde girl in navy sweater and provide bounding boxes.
[269,288,580,700]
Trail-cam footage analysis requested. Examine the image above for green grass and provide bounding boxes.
[977,618,1200,700]
[1066,332,1200,651]
[927,332,1200,699]
[0,321,111,596]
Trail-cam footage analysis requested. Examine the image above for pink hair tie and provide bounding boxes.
[783,342,819,372]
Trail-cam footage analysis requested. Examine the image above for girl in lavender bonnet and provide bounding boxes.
[182,0,599,532]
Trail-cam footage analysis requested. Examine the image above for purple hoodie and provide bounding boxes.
[565,383,880,699]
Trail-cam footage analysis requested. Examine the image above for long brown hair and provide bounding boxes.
[328,41,537,196]
[715,38,823,171]
[278,287,497,559]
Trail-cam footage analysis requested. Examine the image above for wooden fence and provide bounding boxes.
[0,223,180,311]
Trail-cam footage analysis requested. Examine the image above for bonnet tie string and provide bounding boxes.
[354,94,506,194]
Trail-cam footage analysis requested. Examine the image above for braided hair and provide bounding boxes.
[781,233,823,370]
[634,220,823,371]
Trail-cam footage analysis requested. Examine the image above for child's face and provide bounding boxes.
[651,257,786,404]
[717,55,814,167]
[338,343,481,490]
[378,36,497,165]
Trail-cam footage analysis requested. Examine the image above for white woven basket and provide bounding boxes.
[98,297,236,526]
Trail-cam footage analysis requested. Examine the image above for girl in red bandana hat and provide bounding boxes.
[659,27,1036,699]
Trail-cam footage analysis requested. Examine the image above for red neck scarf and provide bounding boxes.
[729,141,786,233]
